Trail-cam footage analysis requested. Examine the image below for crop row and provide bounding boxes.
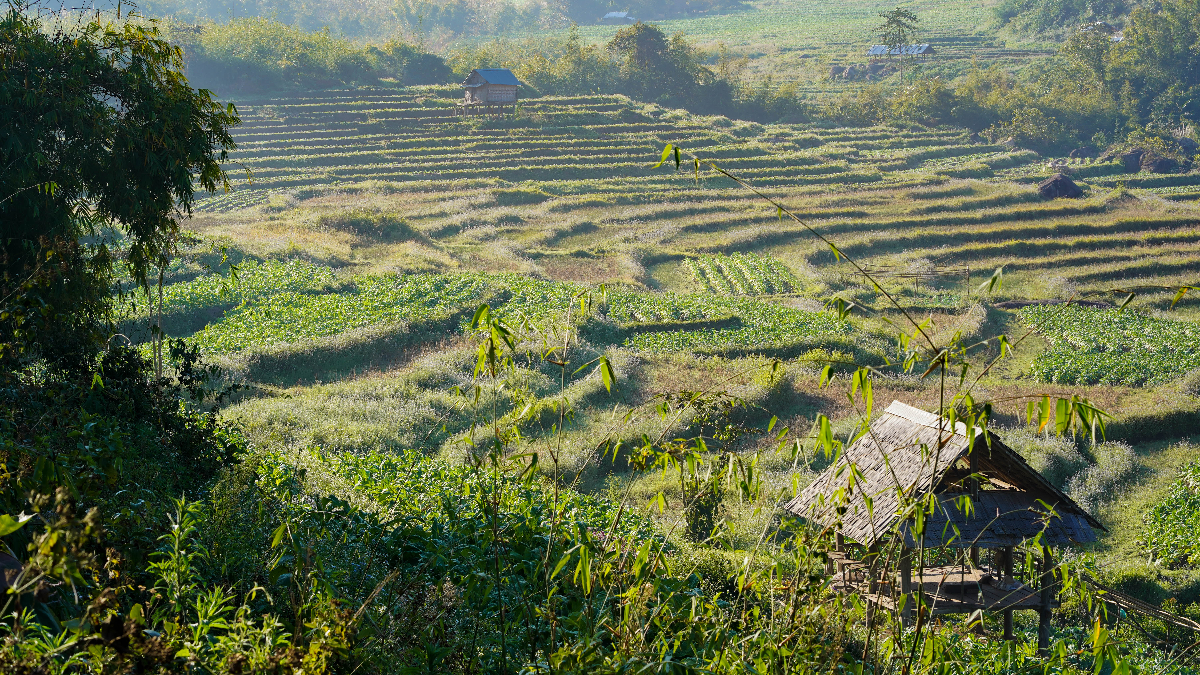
[1140,458,1200,567]
[146,261,855,359]
[605,290,848,355]
[1020,305,1200,386]
[686,253,798,295]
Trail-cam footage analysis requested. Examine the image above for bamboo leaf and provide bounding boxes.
[598,355,615,393]
[978,267,1003,294]
[1118,292,1136,310]
[1170,286,1191,309]
[652,144,674,169]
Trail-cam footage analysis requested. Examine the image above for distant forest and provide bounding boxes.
[139,0,744,40]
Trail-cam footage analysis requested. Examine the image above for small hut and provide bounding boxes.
[785,401,1103,651]
[460,68,522,116]
[867,44,935,59]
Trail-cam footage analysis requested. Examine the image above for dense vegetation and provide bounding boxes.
[5,1,1200,673]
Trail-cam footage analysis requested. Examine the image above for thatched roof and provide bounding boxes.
[463,69,523,87]
[783,401,1103,548]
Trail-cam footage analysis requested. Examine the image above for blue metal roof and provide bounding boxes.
[867,44,934,56]
[467,68,523,86]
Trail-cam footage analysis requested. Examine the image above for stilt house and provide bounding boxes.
[461,68,522,115]
[785,401,1103,651]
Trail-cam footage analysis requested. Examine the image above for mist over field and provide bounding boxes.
[3,0,1200,671]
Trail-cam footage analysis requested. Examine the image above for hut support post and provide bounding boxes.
[1002,546,1014,641]
[865,542,880,632]
[969,448,979,567]
[900,545,913,627]
[1038,549,1055,655]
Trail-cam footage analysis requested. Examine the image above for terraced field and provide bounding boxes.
[193,86,1200,318]
[161,86,1200,628]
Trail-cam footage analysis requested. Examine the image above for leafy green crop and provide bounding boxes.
[687,252,798,295]
[1021,305,1200,386]
[606,290,848,354]
[1140,459,1200,567]
[191,274,489,354]
[120,259,337,319]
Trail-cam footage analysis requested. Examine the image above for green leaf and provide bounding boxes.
[1170,286,1192,309]
[1118,292,1136,310]
[270,523,287,548]
[551,549,575,580]
[598,355,615,393]
[652,144,674,169]
[470,303,490,329]
[0,513,32,537]
[978,267,1003,294]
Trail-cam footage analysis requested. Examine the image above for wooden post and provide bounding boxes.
[1038,549,1055,655]
[900,545,913,628]
[1002,546,1014,641]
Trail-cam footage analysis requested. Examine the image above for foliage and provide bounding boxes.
[0,7,238,370]
[687,253,798,295]
[1141,458,1200,567]
[189,273,491,354]
[1020,304,1200,386]
[448,26,810,122]
[994,0,1129,34]
[168,18,451,92]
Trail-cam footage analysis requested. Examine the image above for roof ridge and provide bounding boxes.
[884,400,969,436]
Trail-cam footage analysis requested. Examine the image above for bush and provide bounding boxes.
[1066,440,1138,512]
[1141,456,1200,567]
[492,187,554,206]
[314,209,428,241]
[170,18,450,93]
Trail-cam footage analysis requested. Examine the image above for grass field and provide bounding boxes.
[144,86,1200,613]
[445,0,1055,87]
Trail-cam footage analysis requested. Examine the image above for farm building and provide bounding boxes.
[866,43,935,57]
[785,401,1101,652]
[461,68,522,115]
[601,11,637,24]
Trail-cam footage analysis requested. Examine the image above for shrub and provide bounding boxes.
[314,209,427,241]
[492,187,554,206]
[1065,440,1138,512]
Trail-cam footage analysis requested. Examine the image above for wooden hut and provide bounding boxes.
[784,401,1103,652]
[460,68,522,116]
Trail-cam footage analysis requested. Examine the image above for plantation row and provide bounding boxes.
[126,259,860,362]
[1020,304,1200,386]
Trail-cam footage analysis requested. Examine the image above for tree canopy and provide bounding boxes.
[0,8,238,365]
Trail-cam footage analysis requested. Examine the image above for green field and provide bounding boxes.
[454,0,1054,86]
[128,83,1200,669]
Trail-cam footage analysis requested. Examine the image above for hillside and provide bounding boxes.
[12,5,1200,671]
[196,87,1200,311]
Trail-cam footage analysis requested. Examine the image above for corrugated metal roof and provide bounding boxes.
[602,11,635,19]
[783,401,1103,547]
[464,68,523,86]
[867,44,934,56]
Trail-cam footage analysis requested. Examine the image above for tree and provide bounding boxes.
[1061,22,1116,91]
[0,6,238,370]
[875,8,919,85]
[606,22,712,105]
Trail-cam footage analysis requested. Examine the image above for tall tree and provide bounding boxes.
[0,6,238,370]
[875,8,919,85]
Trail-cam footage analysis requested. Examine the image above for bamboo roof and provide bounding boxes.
[783,401,1103,548]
